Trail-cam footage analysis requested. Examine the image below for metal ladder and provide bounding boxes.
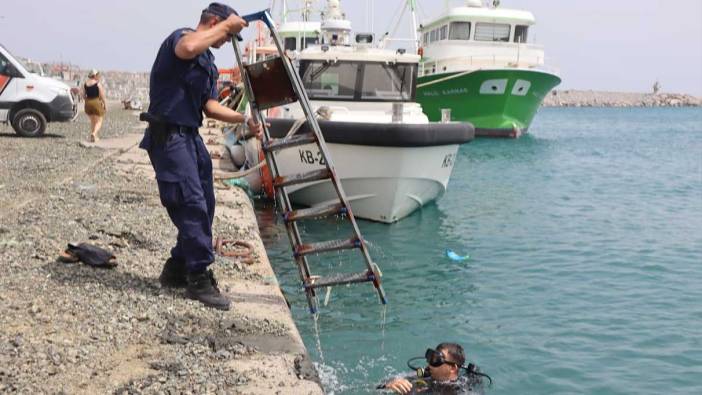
[233,10,387,313]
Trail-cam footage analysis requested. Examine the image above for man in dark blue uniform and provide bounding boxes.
[140,3,262,310]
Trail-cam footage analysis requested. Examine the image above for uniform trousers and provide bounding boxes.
[140,127,215,272]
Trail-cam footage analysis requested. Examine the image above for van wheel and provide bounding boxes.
[12,108,47,137]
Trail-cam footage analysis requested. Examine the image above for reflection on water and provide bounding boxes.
[258,108,702,395]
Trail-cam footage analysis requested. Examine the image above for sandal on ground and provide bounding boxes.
[59,243,118,268]
[57,249,80,263]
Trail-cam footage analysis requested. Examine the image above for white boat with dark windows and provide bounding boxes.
[259,0,475,223]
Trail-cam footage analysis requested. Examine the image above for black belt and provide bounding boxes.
[140,112,196,144]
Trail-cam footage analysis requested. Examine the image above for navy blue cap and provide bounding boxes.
[203,2,239,20]
[203,2,243,40]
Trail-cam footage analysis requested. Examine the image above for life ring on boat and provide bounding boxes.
[218,84,233,102]
[259,148,275,199]
[267,106,281,118]
[258,106,281,199]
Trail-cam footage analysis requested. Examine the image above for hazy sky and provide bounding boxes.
[1,0,701,95]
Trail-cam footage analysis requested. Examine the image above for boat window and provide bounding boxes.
[430,29,438,43]
[449,22,471,40]
[303,36,319,49]
[474,22,510,42]
[299,60,415,102]
[361,62,415,101]
[284,37,297,51]
[423,32,429,45]
[514,25,528,43]
[440,25,448,40]
[300,60,359,100]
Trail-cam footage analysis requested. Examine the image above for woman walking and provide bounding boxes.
[83,69,106,142]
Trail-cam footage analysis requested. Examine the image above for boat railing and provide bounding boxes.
[420,52,559,77]
[378,37,420,50]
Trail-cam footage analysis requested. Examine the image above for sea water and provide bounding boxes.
[258,107,702,394]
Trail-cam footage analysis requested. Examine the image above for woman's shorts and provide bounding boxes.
[84,98,106,116]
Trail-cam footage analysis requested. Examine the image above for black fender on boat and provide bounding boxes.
[267,118,475,147]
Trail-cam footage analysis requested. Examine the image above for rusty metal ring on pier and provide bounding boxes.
[215,236,255,265]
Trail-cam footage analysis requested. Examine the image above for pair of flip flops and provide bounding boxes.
[57,243,117,268]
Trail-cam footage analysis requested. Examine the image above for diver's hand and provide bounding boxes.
[385,378,413,394]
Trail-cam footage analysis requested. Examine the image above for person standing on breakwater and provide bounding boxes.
[83,69,106,142]
[379,343,490,394]
[139,2,263,310]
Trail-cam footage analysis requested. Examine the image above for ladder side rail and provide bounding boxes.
[232,37,318,311]
[263,13,387,305]
[264,18,380,272]
[251,10,354,218]
[238,11,387,307]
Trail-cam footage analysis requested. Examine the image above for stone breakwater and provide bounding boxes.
[543,90,702,107]
[0,104,323,394]
[72,70,149,102]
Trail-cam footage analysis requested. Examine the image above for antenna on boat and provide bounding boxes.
[303,0,313,22]
[378,0,409,49]
[366,0,370,32]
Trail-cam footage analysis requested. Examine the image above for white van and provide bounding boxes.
[0,44,77,137]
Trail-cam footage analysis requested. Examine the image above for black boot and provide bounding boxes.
[185,270,231,311]
[159,258,187,288]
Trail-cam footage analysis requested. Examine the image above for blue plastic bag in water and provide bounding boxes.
[446,249,470,261]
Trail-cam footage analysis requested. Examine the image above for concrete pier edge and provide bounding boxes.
[112,123,325,394]
[13,119,324,394]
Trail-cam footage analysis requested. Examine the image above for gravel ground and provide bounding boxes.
[0,103,322,394]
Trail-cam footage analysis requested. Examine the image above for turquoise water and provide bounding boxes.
[258,107,702,394]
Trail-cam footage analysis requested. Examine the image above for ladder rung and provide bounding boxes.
[284,203,347,222]
[263,133,317,152]
[274,169,331,188]
[294,237,361,257]
[304,271,374,289]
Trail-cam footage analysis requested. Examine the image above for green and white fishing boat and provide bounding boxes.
[414,0,561,137]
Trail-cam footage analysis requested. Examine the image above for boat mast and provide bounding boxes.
[409,0,419,52]
[282,0,287,23]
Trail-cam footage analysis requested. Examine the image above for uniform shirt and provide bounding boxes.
[147,28,219,128]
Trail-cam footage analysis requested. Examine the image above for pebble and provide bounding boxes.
[0,105,322,394]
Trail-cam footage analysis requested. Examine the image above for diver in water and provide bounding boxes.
[379,342,491,394]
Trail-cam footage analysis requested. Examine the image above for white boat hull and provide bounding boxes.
[275,143,460,223]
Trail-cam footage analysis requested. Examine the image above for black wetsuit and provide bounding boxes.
[393,375,484,395]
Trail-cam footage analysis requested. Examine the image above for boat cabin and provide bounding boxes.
[279,21,321,52]
[421,6,535,47]
[296,46,419,103]
[419,2,546,74]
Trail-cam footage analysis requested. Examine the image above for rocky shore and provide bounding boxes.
[0,103,323,394]
[542,90,701,107]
